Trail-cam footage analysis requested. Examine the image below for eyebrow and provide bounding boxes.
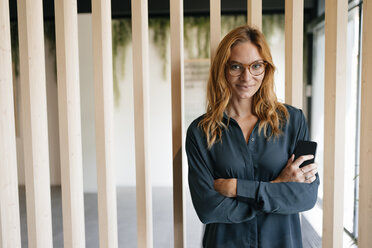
[229,59,265,64]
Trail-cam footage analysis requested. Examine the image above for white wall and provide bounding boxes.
[78,14,98,192]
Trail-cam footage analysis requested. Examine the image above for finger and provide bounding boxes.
[287,154,295,166]
[304,169,317,178]
[300,163,318,173]
[304,171,317,182]
[299,154,315,163]
[308,174,317,183]
[294,155,314,168]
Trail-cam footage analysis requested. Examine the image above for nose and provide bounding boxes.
[240,67,254,81]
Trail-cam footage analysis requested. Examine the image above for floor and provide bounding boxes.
[18,187,321,247]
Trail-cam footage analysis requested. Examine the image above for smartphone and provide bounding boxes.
[294,140,317,168]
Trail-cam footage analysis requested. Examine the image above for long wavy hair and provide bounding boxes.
[199,25,289,149]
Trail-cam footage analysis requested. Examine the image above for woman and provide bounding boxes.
[185,25,319,248]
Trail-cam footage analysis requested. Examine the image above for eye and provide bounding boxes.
[230,63,243,71]
[251,62,264,70]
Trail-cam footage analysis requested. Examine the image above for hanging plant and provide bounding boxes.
[262,14,285,41]
[112,18,131,106]
[149,17,170,80]
[184,16,210,59]
[221,15,246,37]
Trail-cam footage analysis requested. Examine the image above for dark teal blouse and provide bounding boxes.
[186,104,319,248]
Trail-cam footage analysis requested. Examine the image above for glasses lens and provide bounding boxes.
[249,62,265,76]
[228,63,244,76]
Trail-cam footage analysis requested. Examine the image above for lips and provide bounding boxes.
[236,84,255,89]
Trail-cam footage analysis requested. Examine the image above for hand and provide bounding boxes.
[271,154,318,184]
[214,178,237,197]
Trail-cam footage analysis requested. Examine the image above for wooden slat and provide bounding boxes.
[210,0,220,62]
[247,0,262,31]
[322,0,348,247]
[91,0,118,247]
[285,0,304,108]
[170,0,186,247]
[16,0,53,247]
[131,0,153,247]
[54,0,86,247]
[0,0,22,246]
[358,0,372,247]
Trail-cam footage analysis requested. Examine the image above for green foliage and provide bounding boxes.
[112,18,132,106]
[221,15,247,37]
[184,16,210,59]
[262,14,285,40]
[149,18,170,79]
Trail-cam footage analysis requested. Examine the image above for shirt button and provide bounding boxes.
[251,137,255,142]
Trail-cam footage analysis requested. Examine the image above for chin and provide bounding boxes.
[233,89,258,100]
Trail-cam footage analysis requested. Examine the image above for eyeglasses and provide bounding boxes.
[226,60,268,77]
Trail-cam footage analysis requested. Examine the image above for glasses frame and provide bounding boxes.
[226,60,268,77]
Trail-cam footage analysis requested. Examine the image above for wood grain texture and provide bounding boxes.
[170,1,186,247]
[131,0,153,247]
[285,0,304,108]
[358,0,372,247]
[322,0,348,247]
[16,0,53,247]
[54,0,86,246]
[247,0,262,31]
[0,0,21,246]
[92,0,118,247]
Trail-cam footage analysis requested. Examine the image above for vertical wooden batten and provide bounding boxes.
[131,0,153,247]
[170,0,186,247]
[210,0,221,62]
[16,0,53,247]
[322,0,348,247]
[54,0,86,247]
[91,0,118,247]
[247,0,262,31]
[285,0,304,108]
[358,0,372,247]
[0,0,21,246]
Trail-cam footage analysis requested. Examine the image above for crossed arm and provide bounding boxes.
[214,154,318,198]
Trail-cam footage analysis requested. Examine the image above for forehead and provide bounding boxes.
[229,41,263,63]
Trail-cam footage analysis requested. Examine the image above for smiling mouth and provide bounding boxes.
[236,84,255,89]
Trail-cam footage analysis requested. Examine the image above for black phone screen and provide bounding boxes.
[294,140,317,168]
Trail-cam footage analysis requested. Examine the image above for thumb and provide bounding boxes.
[287,154,295,165]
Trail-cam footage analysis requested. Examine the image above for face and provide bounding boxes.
[226,41,265,101]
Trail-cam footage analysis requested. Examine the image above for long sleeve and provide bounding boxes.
[186,129,260,224]
[236,176,319,214]
[236,108,320,214]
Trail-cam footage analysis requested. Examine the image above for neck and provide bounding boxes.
[226,97,254,118]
